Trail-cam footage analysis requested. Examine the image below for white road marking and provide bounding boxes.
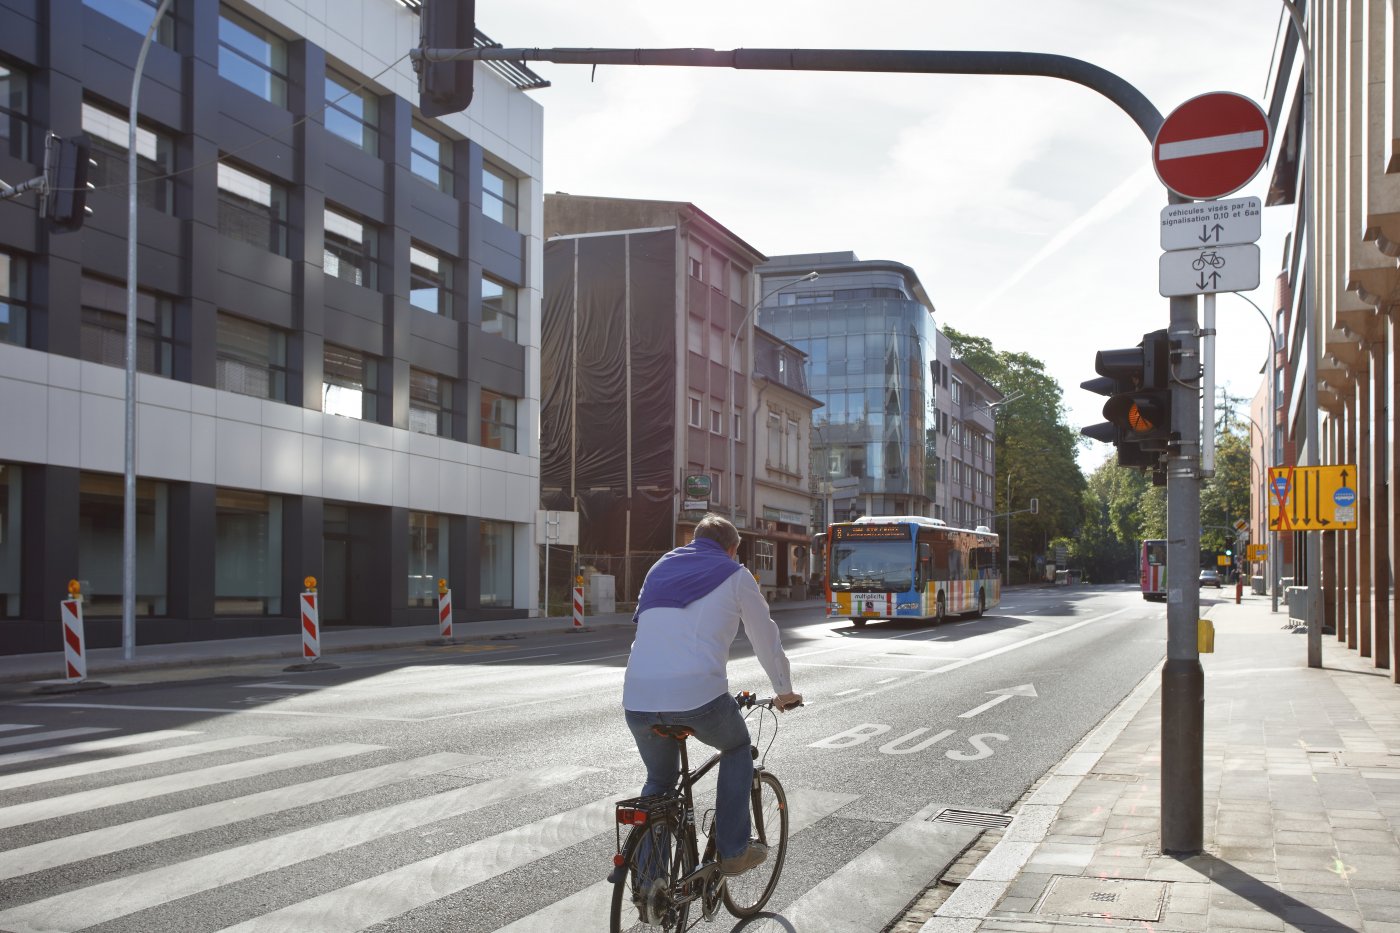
[0,726,114,749]
[876,677,899,684]
[492,786,860,933]
[957,694,1014,718]
[0,724,39,733]
[0,764,598,933]
[18,701,419,722]
[0,728,197,771]
[0,739,366,829]
[241,682,325,690]
[796,661,963,673]
[0,751,479,880]
[834,688,861,696]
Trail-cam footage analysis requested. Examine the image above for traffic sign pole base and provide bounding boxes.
[283,660,340,672]
[33,679,110,695]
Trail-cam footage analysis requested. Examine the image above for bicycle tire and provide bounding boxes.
[610,814,696,932]
[722,770,789,917]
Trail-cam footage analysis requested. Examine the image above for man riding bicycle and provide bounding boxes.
[622,513,802,877]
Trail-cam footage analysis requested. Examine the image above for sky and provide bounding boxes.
[479,1,1292,471]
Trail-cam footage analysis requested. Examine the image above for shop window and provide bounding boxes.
[78,472,168,616]
[214,488,282,615]
[408,512,448,608]
[480,520,513,607]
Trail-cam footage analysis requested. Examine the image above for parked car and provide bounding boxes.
[1199,569,1222,588]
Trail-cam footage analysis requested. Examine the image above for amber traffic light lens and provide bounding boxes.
[1127,403,1154,432]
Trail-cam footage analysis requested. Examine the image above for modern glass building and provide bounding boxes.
[757,252,940,523]
[0,0,546,652]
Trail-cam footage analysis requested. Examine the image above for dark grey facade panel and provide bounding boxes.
[323,143,389,219]
[215,251,296,327]
[323,282,386,343]
[478,222,526,284]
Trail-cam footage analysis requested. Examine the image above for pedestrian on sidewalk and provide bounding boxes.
[621,513,802,876]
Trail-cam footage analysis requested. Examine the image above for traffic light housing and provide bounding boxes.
[44,133,93,233]
[417,0,476,118]
[1080,329,1174,469]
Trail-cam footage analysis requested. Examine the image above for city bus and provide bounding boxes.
[825,516,1000,627]
[1141,539,1167,601]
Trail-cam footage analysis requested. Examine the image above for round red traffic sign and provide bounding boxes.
[1153,92,1270,201]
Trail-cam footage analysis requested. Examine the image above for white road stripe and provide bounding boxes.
[0,726,115,750]
[1158,130,1266,160]
[241,682,325,690]
[876,677,899,684]
[18,701,419,721]
[494,785,861,933]
[0,728,197,771]
[0,763,598,933]
[834,688,861,696]
[0,724,39,733]
[0,739,367,829]
[215,794,621,933]
[796,662,961,673]
[0,751,480,880]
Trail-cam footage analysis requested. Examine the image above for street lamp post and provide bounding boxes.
[1234,291,1280,613]
[728,271,819,523]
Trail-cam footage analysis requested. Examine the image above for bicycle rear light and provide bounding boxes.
[616,806,648,825]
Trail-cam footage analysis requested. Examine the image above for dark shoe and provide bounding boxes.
[719,843,769,876]
[606,863,623,884]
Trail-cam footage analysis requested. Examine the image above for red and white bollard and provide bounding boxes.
[572,575,585,628]
[438,578,453,639]
[300,577,321,660]
[61,579,86,682]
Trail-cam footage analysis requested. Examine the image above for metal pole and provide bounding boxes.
[1201,294,1216,477]
[1234,290,1280,613]
[121,0,173,661]
[1005,472,1011,585]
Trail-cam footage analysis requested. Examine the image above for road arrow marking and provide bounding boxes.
[957,683,1038,719]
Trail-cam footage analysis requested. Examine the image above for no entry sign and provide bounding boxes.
[1153,92,1270,201]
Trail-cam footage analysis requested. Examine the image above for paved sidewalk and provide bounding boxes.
[918,592,1400,933]
[0,598,829,686]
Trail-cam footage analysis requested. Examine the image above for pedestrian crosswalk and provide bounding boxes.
[0,721,980,932]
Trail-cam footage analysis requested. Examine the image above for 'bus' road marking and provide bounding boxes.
[958,684,1038,719]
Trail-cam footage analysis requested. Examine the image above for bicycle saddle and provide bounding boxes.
[651,724,695,741]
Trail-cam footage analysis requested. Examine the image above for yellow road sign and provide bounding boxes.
[1247,544,1268,561]
[1267,464,1358,531]
[1216,555,1230,566]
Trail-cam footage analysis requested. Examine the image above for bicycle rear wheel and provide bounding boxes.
[610,814,696,932]
[722,770,789,917]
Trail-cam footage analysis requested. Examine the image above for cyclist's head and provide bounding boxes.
[694,514,740,554]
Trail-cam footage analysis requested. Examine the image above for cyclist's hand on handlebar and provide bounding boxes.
[775,692,803,712]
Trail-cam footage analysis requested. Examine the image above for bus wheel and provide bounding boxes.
[974,591,985,618]
[851,618,867,628]
[933,594,946,625]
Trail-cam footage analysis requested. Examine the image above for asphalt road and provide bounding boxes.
[0,583,1166,933]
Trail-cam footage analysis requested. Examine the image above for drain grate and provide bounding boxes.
[929,808,1013,829]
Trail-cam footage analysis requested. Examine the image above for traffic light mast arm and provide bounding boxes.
[0,132,55,205]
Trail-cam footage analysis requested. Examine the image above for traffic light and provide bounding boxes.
[417,0,476,118]
[44,133,93,233]
[1080,329,1174,470]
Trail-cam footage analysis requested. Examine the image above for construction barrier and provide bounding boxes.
[61,579,86,682]
[300,577,321,661]
[573,575,585,628]
[438,578,453,639]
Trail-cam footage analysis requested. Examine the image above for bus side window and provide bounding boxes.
[918,542,931,588]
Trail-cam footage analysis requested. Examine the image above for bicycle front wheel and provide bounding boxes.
[723,770,789,917]
[610,815,696,932]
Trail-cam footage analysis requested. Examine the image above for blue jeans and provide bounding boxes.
[625,693,753,860]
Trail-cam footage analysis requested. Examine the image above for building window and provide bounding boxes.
[480,520,513,608]
[324,69,378,155]
[410,244,452,316]
[322,344,377,420]
[82,100,174,213]
[687,316,704,355]
[710,405,723,434]
[218,7,287,107]
[84,0,175,47]
[688,395,703,428]
[78,472,167,616]
[408,512,448,608]
[754,540,775,574]
[482,161,517,227]
[767,412,782,466]
[786,418,799,472]
[217,162,287,255]
[689,256,703,281]
[0,251,29,347]
[214,488,282,615]
[410,121,452,193]
[709,326,726,366]
[409,368,452,436]
[734,409,743,442]
[950,379,962,404]
[323,206,377,289]
[480,389,517,452]
[0,463,20,617]
[0,64,27,164]
[481,275,518,341]
[79,276,176,376]
[216,313,287,401]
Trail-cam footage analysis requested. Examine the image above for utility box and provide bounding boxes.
[590,575,616,614]
[1285,586,1309,626]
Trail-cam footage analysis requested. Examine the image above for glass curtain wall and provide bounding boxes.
[215,488,282,615]
[408,512,448,607]
[77,472,168,616]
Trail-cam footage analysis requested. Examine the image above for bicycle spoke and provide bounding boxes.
[723,771,789,917]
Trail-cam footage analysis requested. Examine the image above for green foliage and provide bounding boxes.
[944,326,1086,583]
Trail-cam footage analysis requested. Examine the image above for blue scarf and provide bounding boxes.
[633,537,744,622]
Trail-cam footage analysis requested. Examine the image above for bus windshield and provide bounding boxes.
[829,540,914,591]
[1146,541,1166,566]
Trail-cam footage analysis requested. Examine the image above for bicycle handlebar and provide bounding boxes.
[735,691,803,712]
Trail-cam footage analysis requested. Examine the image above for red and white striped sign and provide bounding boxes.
[61,597,86,682]
[1153,92,1270,201]
[300,591,321,660]
[572,584,584,628]
[438,587,453,639]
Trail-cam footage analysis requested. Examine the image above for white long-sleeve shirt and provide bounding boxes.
[623,569,794,713]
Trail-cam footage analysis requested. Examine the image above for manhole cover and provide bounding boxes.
[1089,773,1141,783]
[1036,876,1167,921]
[928,808,1012,829]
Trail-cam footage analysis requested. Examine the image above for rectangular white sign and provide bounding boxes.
[534,510,579,545]
[1160,196,1262,251]
[1158,243,1261,297]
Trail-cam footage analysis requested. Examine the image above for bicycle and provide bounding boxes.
[609,692,798,932]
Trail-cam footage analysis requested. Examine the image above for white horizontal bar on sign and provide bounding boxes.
[1158,130,1265,160]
